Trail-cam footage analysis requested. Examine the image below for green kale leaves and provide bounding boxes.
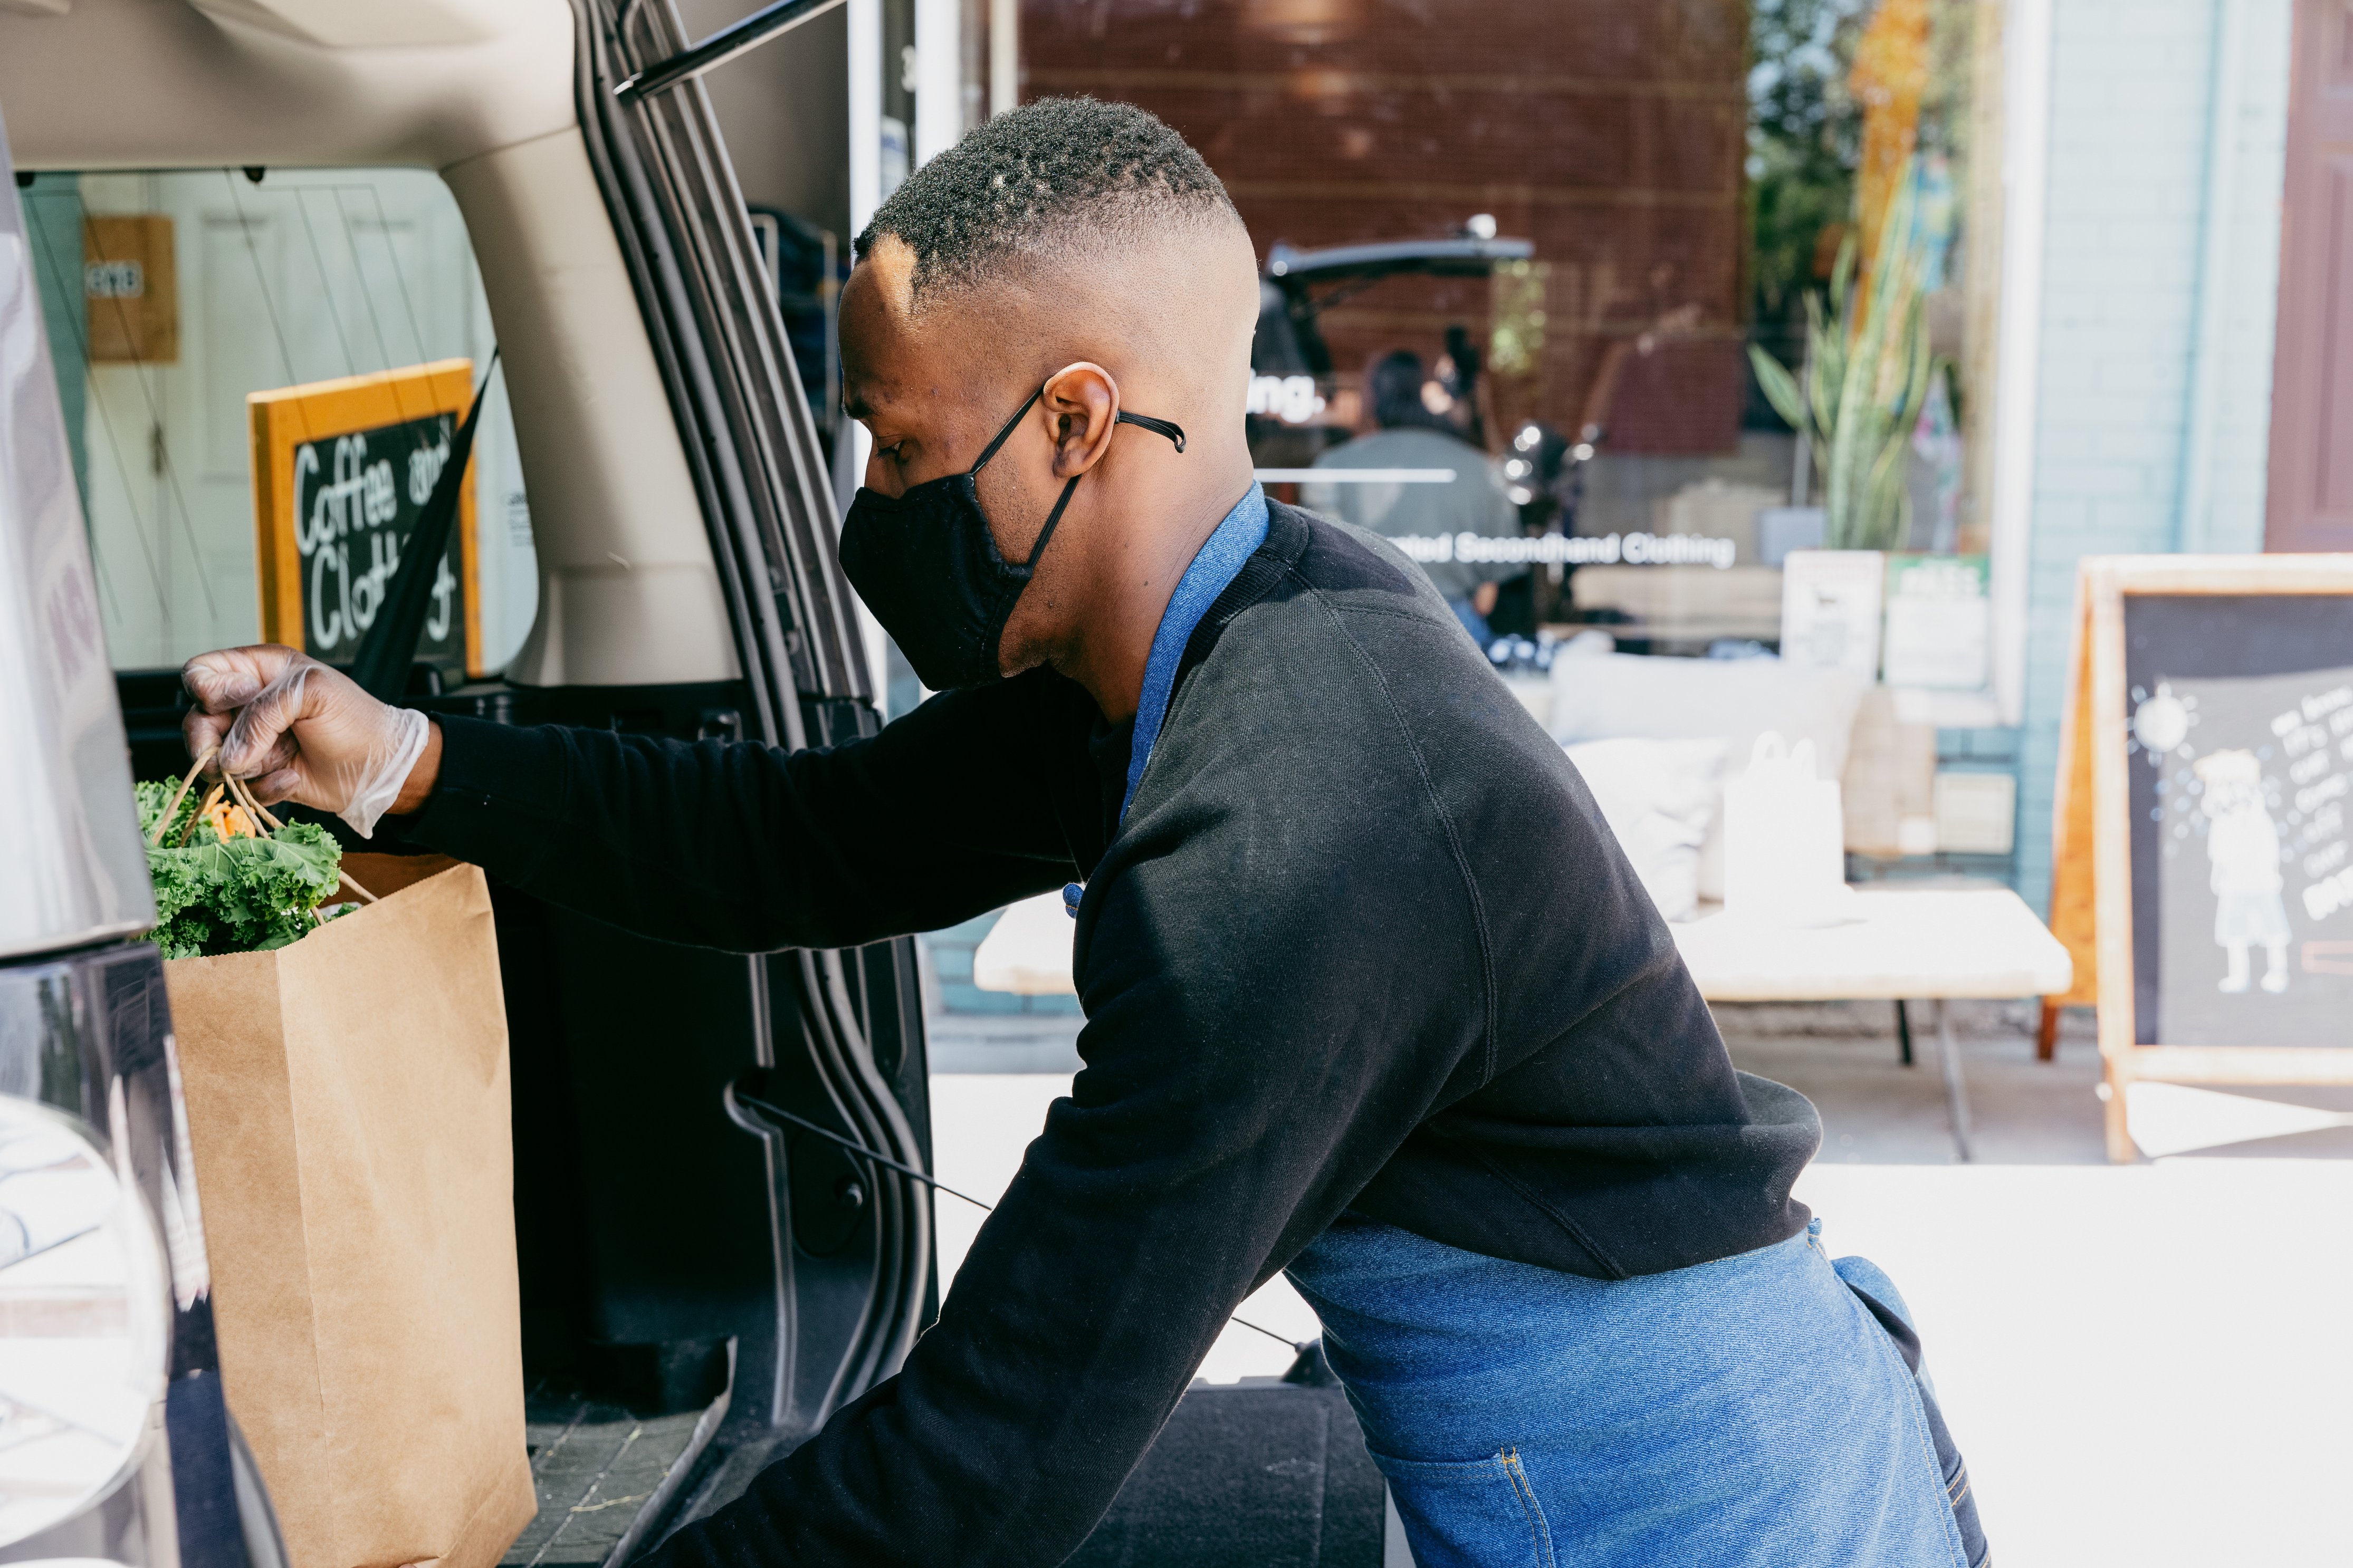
[137,781,347,959]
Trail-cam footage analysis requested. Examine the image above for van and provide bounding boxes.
[0,6,1389,1566]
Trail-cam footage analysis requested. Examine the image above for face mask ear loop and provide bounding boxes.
[969,385,1048,475]
[1024,475,1083,571]
[998,394,1179,573]
[1114,410,1188,453]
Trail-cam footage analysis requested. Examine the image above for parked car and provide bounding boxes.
[0,4,1385,1566]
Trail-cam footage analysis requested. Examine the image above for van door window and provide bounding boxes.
[20,168,537,680]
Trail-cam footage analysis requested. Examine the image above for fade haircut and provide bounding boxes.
[855,97,1241,299]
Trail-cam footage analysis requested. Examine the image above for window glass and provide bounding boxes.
[20,168,536,679]
[1024,0,1997,686]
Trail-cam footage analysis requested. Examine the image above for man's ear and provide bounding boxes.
[1039,362,1121,479]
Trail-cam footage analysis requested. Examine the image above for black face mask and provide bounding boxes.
[839,386,1186,691]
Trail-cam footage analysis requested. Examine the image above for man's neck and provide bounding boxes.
[1050,458,1255,723]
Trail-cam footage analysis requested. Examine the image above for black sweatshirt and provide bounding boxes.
[408,499,1819,1567]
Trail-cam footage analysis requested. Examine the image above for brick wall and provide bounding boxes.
[1019,0,1752,454]
[2012,0,2291,911]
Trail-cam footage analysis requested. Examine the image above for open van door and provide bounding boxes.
[431,0,942,1529]
[584,0,941,1447]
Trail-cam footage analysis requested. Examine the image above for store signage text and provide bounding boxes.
[1246,374,1325,424]
[1392,531,1738,570]
[293,424,459,653]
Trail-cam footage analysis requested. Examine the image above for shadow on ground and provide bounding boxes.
[1719,1000,2353,1164]
[1717,1000,2107,1165]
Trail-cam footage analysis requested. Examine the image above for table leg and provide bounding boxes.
[1895,999,1915,1067]
[2102,1057,2136,1164]
[1936,998,1974,1163]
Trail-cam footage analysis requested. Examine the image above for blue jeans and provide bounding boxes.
[1286,1214,1978,1567]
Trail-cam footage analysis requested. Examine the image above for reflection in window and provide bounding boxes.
[1025,0,1996,673]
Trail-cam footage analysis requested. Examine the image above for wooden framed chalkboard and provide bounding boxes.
[249,359,481,680]
[2049,555,2353,1160]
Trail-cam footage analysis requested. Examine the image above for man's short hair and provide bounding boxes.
[855,97,1241,297]
[1366,350,1448,431]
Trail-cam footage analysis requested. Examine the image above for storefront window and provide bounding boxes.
[1020,0,2008,713]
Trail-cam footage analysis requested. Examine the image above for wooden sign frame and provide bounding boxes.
[2049,554,2353,1160]
[249,358,482,678]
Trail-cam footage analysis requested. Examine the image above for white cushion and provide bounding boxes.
[1563,738,1727,923]
[1548,655,1867,900]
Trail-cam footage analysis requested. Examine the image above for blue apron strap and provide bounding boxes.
[1065,484,1269,919]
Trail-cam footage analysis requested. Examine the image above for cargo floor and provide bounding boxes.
[503,1377,728,1568]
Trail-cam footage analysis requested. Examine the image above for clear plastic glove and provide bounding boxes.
[181,647,431,838]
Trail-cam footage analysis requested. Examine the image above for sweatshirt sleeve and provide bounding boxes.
[632,714,1491,1568]
[400,674,1086,952]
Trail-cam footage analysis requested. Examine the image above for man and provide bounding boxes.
[1303,349,1522,644]
[181,100,1983,1567]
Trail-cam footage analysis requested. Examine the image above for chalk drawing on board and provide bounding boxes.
[2191,749,2291,993]
[2131,681,2193,755]
[2147,666,2353,1047]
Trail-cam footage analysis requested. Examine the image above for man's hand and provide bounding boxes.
[181,645,442,837]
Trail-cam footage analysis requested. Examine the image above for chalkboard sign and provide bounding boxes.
[2048,555,2353,1160]
[250,359,480,679]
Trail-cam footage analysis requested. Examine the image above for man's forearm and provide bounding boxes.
[396,699,1076,953]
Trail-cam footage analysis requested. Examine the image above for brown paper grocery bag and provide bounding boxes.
[167,857,536,1568]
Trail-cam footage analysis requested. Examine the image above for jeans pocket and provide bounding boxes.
[1371,1446,1557,1568]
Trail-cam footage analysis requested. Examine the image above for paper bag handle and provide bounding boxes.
[1742,732,1822,784]
[149,745,215,846]
[1747,732,1788,771]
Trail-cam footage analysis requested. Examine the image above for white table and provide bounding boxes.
[1671,887,2074,1160]
[975,884,2072,1159]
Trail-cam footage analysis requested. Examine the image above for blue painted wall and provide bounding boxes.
[2013,0,2292,911]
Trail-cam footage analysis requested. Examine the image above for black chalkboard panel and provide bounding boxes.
[2124,595,2353,1046]
[292,410,470,675]
[251,359,479,681]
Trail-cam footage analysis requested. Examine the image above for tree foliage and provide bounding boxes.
[1748,0,1867,354]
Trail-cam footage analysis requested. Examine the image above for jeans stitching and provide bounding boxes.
[1496,1447,1558,1568]
[1853,1295,1972,1568]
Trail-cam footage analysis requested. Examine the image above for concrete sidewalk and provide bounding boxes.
[1792,1156,2353,1566]
[929,1003,2353,1565]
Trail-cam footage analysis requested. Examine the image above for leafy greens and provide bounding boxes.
[137,781,346,959]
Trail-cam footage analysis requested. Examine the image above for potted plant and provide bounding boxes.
[1749,159,1941,553]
